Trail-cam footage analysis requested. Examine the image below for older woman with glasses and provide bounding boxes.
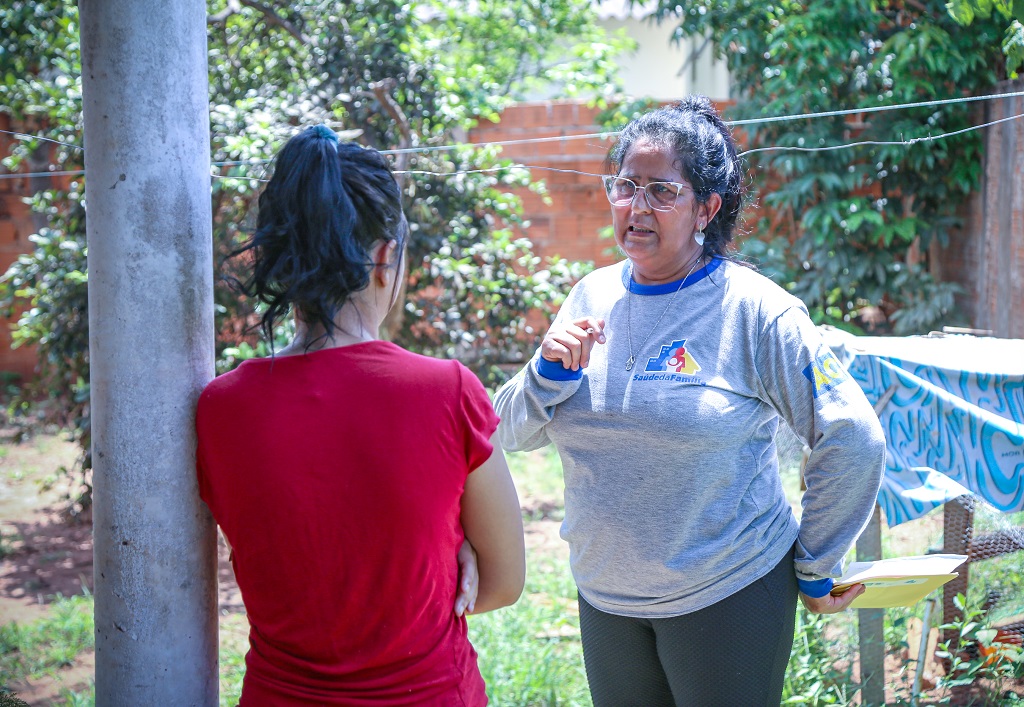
[493,96,886,706]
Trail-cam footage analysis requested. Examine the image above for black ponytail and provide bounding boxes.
[609,95,746,261]
[235,125,406,342]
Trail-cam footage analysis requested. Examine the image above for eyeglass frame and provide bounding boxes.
[601,175,692,212]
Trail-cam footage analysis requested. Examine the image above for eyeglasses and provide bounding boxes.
[601,176,690,212]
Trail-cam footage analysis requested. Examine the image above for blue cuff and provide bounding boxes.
[534,357,584,381]
[797,577,835,598]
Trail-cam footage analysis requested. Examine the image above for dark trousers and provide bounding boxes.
[578,546,798,707]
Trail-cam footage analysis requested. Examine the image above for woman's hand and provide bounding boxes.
[541,316,606,371]
[454,539,479,616]
[799,583,865,614]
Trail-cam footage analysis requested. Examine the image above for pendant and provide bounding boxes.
[625,355,635,371]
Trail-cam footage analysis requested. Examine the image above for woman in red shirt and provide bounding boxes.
[196,125,525,706]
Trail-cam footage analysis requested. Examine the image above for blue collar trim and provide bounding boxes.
[620,256,724,295]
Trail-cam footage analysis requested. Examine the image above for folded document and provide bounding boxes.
[830,554,968,609]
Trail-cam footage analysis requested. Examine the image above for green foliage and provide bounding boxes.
[648,0,1008,333]
[0,594,94,684]
[0,2,82,153]
[54,687,94,707]
[782,608,855,705]
[947,0,1024,24]
[936,593,1024,703]
[0,691,30,707]
[469,559,591,706]
[400,227,592,383]
[947,0,1024,74]
[0,188,90,488]
[0,1,625,471]
[203,0,623,382]
[1007,20,1024,74]
[217,614,248,707]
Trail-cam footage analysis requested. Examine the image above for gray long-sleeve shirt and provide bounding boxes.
[494,257,886,617]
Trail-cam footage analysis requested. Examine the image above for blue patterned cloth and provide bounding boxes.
[826,332,1024,526]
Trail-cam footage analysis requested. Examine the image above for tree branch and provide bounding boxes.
[207,0,241,25]
[363,78,416,340]
[207,0,308,44]
[366,78,414,182]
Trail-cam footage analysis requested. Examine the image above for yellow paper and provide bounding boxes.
[828,554,967,609]
[833,573,959,609]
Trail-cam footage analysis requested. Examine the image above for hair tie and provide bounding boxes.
[312,124,339,145]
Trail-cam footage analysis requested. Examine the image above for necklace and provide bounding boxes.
[625,257,702,371]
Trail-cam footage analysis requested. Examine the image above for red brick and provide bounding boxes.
[520,215,552,244]
[0,346,38,380]
[0,218,19,245]
[518,190,551,214]
[549,102,578,126]
[0,253,18,274]
[506,103,551,130]
[0,194,31,221]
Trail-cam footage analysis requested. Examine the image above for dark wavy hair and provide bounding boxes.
[235,125,407,343]
[609,95,745,261]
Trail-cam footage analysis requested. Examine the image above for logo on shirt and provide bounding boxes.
[645,339,702,375]
[802,351,848,398]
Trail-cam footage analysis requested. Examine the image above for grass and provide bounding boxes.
[0,594,93,685]
[0,595,241,707]
[213,570,590,707]
[470,557,590,707]
[3,433,1022,705]
[54,686,94,707]
[218,613,248,707]
[506,446,565,519]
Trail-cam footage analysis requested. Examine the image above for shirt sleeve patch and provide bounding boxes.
[802,351,849,398]
[797,577,835,598]
[535,356,584,381]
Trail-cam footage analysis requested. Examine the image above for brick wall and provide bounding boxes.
[469,99,739,269]
[0,113,42,381]
[469,101,620,267]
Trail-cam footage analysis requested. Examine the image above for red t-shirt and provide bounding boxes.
[196,341,499,706]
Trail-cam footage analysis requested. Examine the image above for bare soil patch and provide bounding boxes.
[0,430,244,704]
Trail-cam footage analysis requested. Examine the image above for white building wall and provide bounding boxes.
[598,16,731,101]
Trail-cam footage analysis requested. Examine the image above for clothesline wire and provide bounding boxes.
[738,110,1024,156]
[1,88,1022,165]
[0,130,83,151]
[0,169,88,181]
[725,89,1024,126]
[2,106,1021,184]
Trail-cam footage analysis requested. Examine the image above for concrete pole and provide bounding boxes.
[79,2,218,704]
[856,505,884,707]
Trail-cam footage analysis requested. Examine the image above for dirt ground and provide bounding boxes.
[1,431,90,703]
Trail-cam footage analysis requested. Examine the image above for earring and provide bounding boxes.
[694,225,705,247]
